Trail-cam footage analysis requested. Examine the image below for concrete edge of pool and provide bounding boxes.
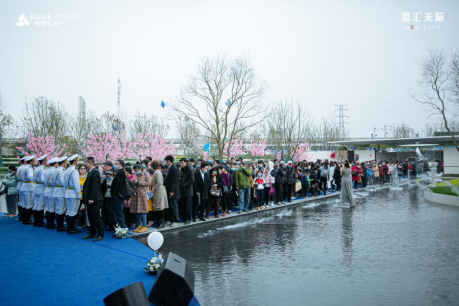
[131,180,415,239]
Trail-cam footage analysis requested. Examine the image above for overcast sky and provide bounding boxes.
[1,0,458,138]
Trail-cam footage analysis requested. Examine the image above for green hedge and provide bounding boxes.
[429,186,459,196]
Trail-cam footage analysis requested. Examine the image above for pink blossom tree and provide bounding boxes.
[291,142,312,163]
[134,132,175,161]
[17,132,66,163]
[114,130,137,160]
[249,139,267,160]
[79,133,117,163]
[223,137,245,159]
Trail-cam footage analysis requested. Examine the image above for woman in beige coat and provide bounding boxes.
[371,161,379,185]
[151,161,169,229]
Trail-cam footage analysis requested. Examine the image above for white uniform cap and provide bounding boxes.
[67,154,79,162]
[57,156,68,163]
[25,155,36,162]
[20,157,27,161]
[37,154,48,161]
[48,158,58,164]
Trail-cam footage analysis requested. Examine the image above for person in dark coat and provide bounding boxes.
[333,164,342,191]
[193,162,209,222]
[109,159,126,230]
[179,158,195,224]
[82,157,104,242]
[275,162,285,204]
[285,161,295,202]
[207,166,224,218]
[164,155,180,227]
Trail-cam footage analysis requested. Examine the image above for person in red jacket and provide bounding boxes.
[351,163,362,189]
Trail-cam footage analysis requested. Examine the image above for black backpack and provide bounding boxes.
[119,179,135,201]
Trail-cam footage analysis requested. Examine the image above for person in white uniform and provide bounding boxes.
[32,155,48,227]
[16,157,27,222]
[64,154,82,234]
[53,156,68,231]
[44,158,58,229]
[21,156,36,225]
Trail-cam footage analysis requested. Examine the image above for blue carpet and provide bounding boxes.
[0,214,199,306]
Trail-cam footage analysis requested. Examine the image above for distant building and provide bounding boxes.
[79,96,86,124]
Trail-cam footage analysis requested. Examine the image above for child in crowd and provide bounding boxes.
[309,168,318,196]
[301,170,310,197]
[254,170,265,210]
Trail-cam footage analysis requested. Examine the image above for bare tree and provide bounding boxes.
[266,99,313,157]
[129,112,169,138]
[311,117,344,151]
[177,117,207,158]
[171,54,269,160]
[0,88,15,155]
[72,110,102,151]
[421,118,459,137]
[411,49,459,152]
[389,123,415,138]
[100,110,129,137]
[21,96,70,145]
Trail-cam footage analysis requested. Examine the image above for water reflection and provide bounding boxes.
[340,208,354,268]
[137,186,459,306]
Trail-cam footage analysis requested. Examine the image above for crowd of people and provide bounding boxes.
[1,154,444,236]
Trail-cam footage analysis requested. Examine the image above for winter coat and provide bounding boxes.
[286,166,295,185]
[372,164,380,178]
[194,170,210,200]
[151,169,168,211]
[235,168,252,188]
[129,171,151,214]
[2,172,18,195]
[179,164,195,198]
[275,167,285,184]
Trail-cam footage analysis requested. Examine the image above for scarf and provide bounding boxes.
[212,174,217,184]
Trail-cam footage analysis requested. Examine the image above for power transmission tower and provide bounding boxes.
[334,104,349,129]
[117,73,122,119]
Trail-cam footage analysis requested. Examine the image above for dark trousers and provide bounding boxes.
[256,189,264,206]
[285,183,292,202]
[87,200,104,237]
[302,183,309,197]
[221,194,231,212]
[264,186,272,204]
[102,197,109,225]
[207,195,220,216]
[192,195,206,220]
[276,182,284,203]
[362,177,367,188]
[6,194,18,214]
[111,196,125,228]
[168,197,179,223]
[319,177,327,194]
[335,180,341,191]
[181,196,192,221]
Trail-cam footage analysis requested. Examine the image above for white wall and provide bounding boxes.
[444,148,459,174]
[355,150,376,162]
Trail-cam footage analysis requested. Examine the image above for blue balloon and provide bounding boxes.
[160,100,165,108]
